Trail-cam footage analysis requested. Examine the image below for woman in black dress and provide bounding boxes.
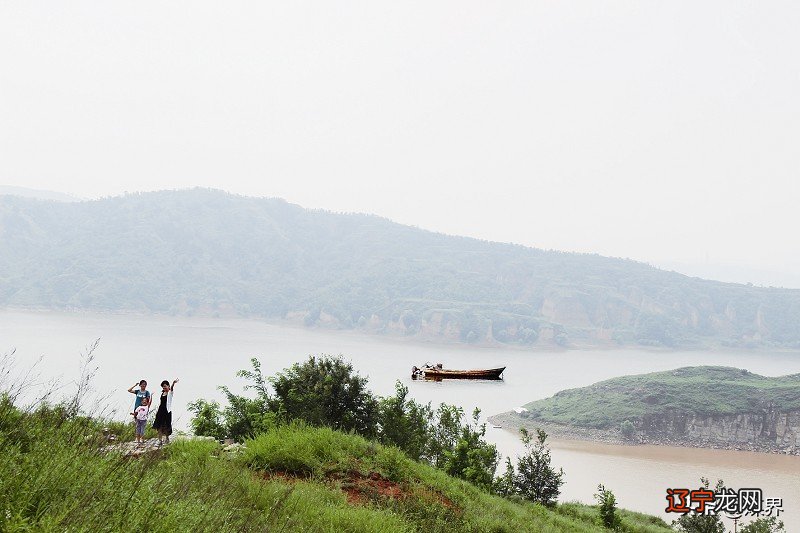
[153,378,178,445]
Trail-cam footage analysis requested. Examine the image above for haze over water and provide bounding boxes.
[2,309,799,529]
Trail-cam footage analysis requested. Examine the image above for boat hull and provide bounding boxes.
[418,367,505,380]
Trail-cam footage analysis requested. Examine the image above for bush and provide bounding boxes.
[219,389,275,441]
[595,484,621,530]
[242,422,364,476]
[376,382,433,461]
[439,408,498,492]
[493,457,516,497]
[187,399,226,440]
[740,517,786,533]
[508,427,564,506]
[672,477,726,533]
[270,355,379,436]
[620,420,635,440]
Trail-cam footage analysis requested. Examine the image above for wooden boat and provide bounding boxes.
[412,364,505,380]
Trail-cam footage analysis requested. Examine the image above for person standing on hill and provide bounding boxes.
[132,396,150,447]
[127,380,151,411]
[153,378,178,446]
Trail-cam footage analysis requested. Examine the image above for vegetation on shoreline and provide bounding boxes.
[193,355,525,496]
[0,402,674,532]
[5,352,789,531]
[3,189,800,348]
[1,355,676,532]
[512,366,800,431]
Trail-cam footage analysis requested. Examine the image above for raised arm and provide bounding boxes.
[127,383,138,394]
[171,378,179,391]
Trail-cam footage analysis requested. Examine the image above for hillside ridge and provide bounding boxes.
[2,188,800,348]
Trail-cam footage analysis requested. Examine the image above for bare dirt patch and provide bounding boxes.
[333,470,407,504]
[259,468,458,511]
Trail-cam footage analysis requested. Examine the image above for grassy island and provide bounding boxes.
[514,366,800,430]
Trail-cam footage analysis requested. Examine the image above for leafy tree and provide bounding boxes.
[427,403,465,468]
[672,478,726,533]
[215,358,275,441]
[440,408,498,492]
[594,484,621,530]
[620,420,635,440]
[187,399,226,440]
[218,389,275,441]
[377,382,433,461]
[740,517,786,533]
[493,457,517,497]
[269,355,378,436]
[635,314,677,347]
[236,357,272,402]
[513,427,564,506]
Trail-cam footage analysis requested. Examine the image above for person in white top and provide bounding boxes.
[152,378,178,446]
[132,396,150,446]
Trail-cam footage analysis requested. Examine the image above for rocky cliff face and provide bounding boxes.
[640,408,800,452]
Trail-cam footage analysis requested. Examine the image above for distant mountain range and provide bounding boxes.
[0,185,80,202]
[2,188,799,348]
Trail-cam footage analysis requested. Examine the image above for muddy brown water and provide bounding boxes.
[3,309,799,530]
[489,428,800,530]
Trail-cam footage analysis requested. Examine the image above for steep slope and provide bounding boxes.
[2,188,800,348]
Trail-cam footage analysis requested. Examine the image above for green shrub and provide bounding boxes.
[594,484,621,530]
[377,382,433,461]
[740,516,786,533]
[672,478,726,533]
[511,428,564,506]
[271,355,379,436]
[620,420,635,440]
[187,399,226,440]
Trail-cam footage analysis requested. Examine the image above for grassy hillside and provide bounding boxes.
[0,402,672,532]
[3,188,800,348]
[516,366,800,430]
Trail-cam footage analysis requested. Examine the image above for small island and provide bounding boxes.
[490,366,800,455]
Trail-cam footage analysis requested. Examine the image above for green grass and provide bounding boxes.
[241,423,673,532]
[0,402,673,532]
[518,366,800,429]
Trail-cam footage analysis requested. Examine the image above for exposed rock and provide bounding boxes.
[100,434,229,457]
[222,443,245,455]
[490,411,800,456]
[100,438,165,457]
[640,408,800,451]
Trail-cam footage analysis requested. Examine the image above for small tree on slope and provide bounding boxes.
[513,427,564,506]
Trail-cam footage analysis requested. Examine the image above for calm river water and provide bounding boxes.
[2,310,799,529]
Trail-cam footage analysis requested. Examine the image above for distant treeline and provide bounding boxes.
[2,188,800,348]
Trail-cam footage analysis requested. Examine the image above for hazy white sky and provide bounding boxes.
[1,2,798,285]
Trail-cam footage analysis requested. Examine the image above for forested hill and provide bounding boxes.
[2,188,799,348]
